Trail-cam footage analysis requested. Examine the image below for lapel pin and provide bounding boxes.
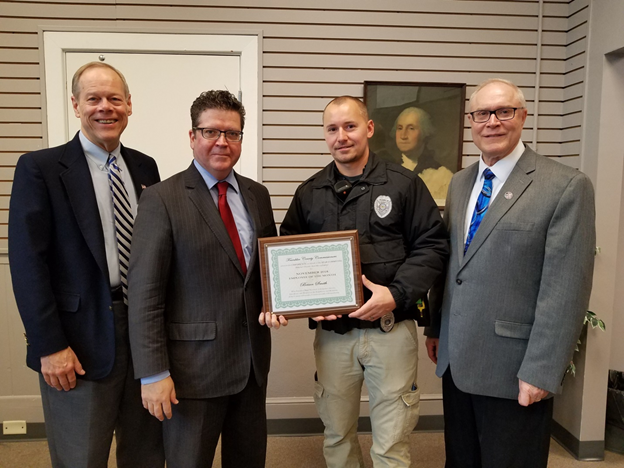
[504,191,513,200]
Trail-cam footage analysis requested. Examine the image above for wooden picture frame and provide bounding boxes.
[258,231,364,319]
[364,81,466,207]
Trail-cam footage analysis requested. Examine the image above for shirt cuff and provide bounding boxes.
[141,370,170,385]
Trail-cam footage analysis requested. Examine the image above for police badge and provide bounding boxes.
[374,195,392,218]
[380,312,395,332]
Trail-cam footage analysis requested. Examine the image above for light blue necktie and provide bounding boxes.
[464,168,495,255]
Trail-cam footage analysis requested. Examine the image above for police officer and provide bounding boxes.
[261,96,448,468]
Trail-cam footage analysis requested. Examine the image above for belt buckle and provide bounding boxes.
[380,312,395,332]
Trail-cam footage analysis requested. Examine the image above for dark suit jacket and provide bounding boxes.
[426,147,595,399]
[9,132,160,380]
[128,163,277,399]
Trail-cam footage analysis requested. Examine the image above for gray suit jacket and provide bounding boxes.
[427,147,595,399]
[128,163,277,399]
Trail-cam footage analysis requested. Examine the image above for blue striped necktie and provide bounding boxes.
[108,154,133,305]
[464,168,495,255]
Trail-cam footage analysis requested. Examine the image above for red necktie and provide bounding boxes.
[217,181,247,275]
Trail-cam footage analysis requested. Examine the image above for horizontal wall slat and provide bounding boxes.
[0,94,41,108]
[0,49,39,63]
[1,3,115,18]
[263,54,560,74]
[263,38,548,59]
[0,33,38,48]
[262,69,565,88]
[0,109,41,123]
[0,139,42,152]
[0,79,41,93]
[0,124,42,137]
[264,154,333,167]
[114,5,541,30]
[117,0,540,16]
[0,64,41,79]
[0,154,22,166]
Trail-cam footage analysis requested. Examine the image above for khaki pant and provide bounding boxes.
[313,320,421,468]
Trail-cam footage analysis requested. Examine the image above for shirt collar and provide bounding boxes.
[79,131,121,169]
[477,139,525,183]
[193,160,240,193]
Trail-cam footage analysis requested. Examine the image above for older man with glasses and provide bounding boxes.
[425,78,596,468]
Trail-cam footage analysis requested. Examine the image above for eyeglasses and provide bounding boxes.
[193,127,243,142]
[468,107,524,123]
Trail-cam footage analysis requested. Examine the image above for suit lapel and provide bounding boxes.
[184,164,245,277]
[121,145,146,199]
[453,163,479,269]
[59,134,109,281]
[237,174,260,280]
[461,148,536,268]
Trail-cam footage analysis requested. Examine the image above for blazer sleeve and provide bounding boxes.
[517,172,596,393]
[127,185,173,378]
[9,154,69,359]
[386,176,449,313]
[425,175,454,338]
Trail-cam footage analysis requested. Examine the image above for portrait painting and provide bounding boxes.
[364,82,466,207]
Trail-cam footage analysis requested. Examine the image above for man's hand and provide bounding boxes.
[518,379,549,407]
[311,314,341,321]
[258,311,288,329]
[425,337,439,364]
[348,275,396,322]
[40,347,85,391]
[142,376,179,421]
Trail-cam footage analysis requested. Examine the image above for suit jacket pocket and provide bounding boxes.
[167,322,216,341]
[495,222,535,231]
[55,293,80,312]
[494,320,532,340]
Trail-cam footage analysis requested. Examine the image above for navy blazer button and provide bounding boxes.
[456,279,462,285]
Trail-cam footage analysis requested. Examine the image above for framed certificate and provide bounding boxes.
[258,230,364,319]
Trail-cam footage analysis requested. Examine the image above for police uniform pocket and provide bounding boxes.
[397,386,421,441]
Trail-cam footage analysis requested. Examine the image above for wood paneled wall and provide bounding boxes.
[1,0,588,240]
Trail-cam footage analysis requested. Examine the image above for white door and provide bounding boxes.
[43,31,260,180]
[66,52,240,180]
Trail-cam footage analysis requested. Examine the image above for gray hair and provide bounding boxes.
[393,107,435,140]
[72,62,130,99]
[468,78,526,110]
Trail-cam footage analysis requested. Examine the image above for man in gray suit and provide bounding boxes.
[128,90,277,467]
[425,78,595,468]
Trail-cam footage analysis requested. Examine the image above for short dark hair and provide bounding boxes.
[190,90,246,130]
[323,96,369,121]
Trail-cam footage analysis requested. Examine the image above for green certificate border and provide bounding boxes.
[269,243,355,310]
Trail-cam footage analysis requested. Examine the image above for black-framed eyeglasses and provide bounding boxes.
[468,107,524,123]
[193,127,243,142]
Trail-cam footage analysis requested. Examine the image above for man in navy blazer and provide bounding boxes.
[9,62,164,468]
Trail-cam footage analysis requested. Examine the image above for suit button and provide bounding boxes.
[242,320,248,327]
[456,279,462,285]
[109,306,113,310]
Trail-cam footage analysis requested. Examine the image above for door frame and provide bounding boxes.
[39,28,262,181]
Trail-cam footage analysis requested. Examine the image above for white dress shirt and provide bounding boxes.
[463,140,525,243]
